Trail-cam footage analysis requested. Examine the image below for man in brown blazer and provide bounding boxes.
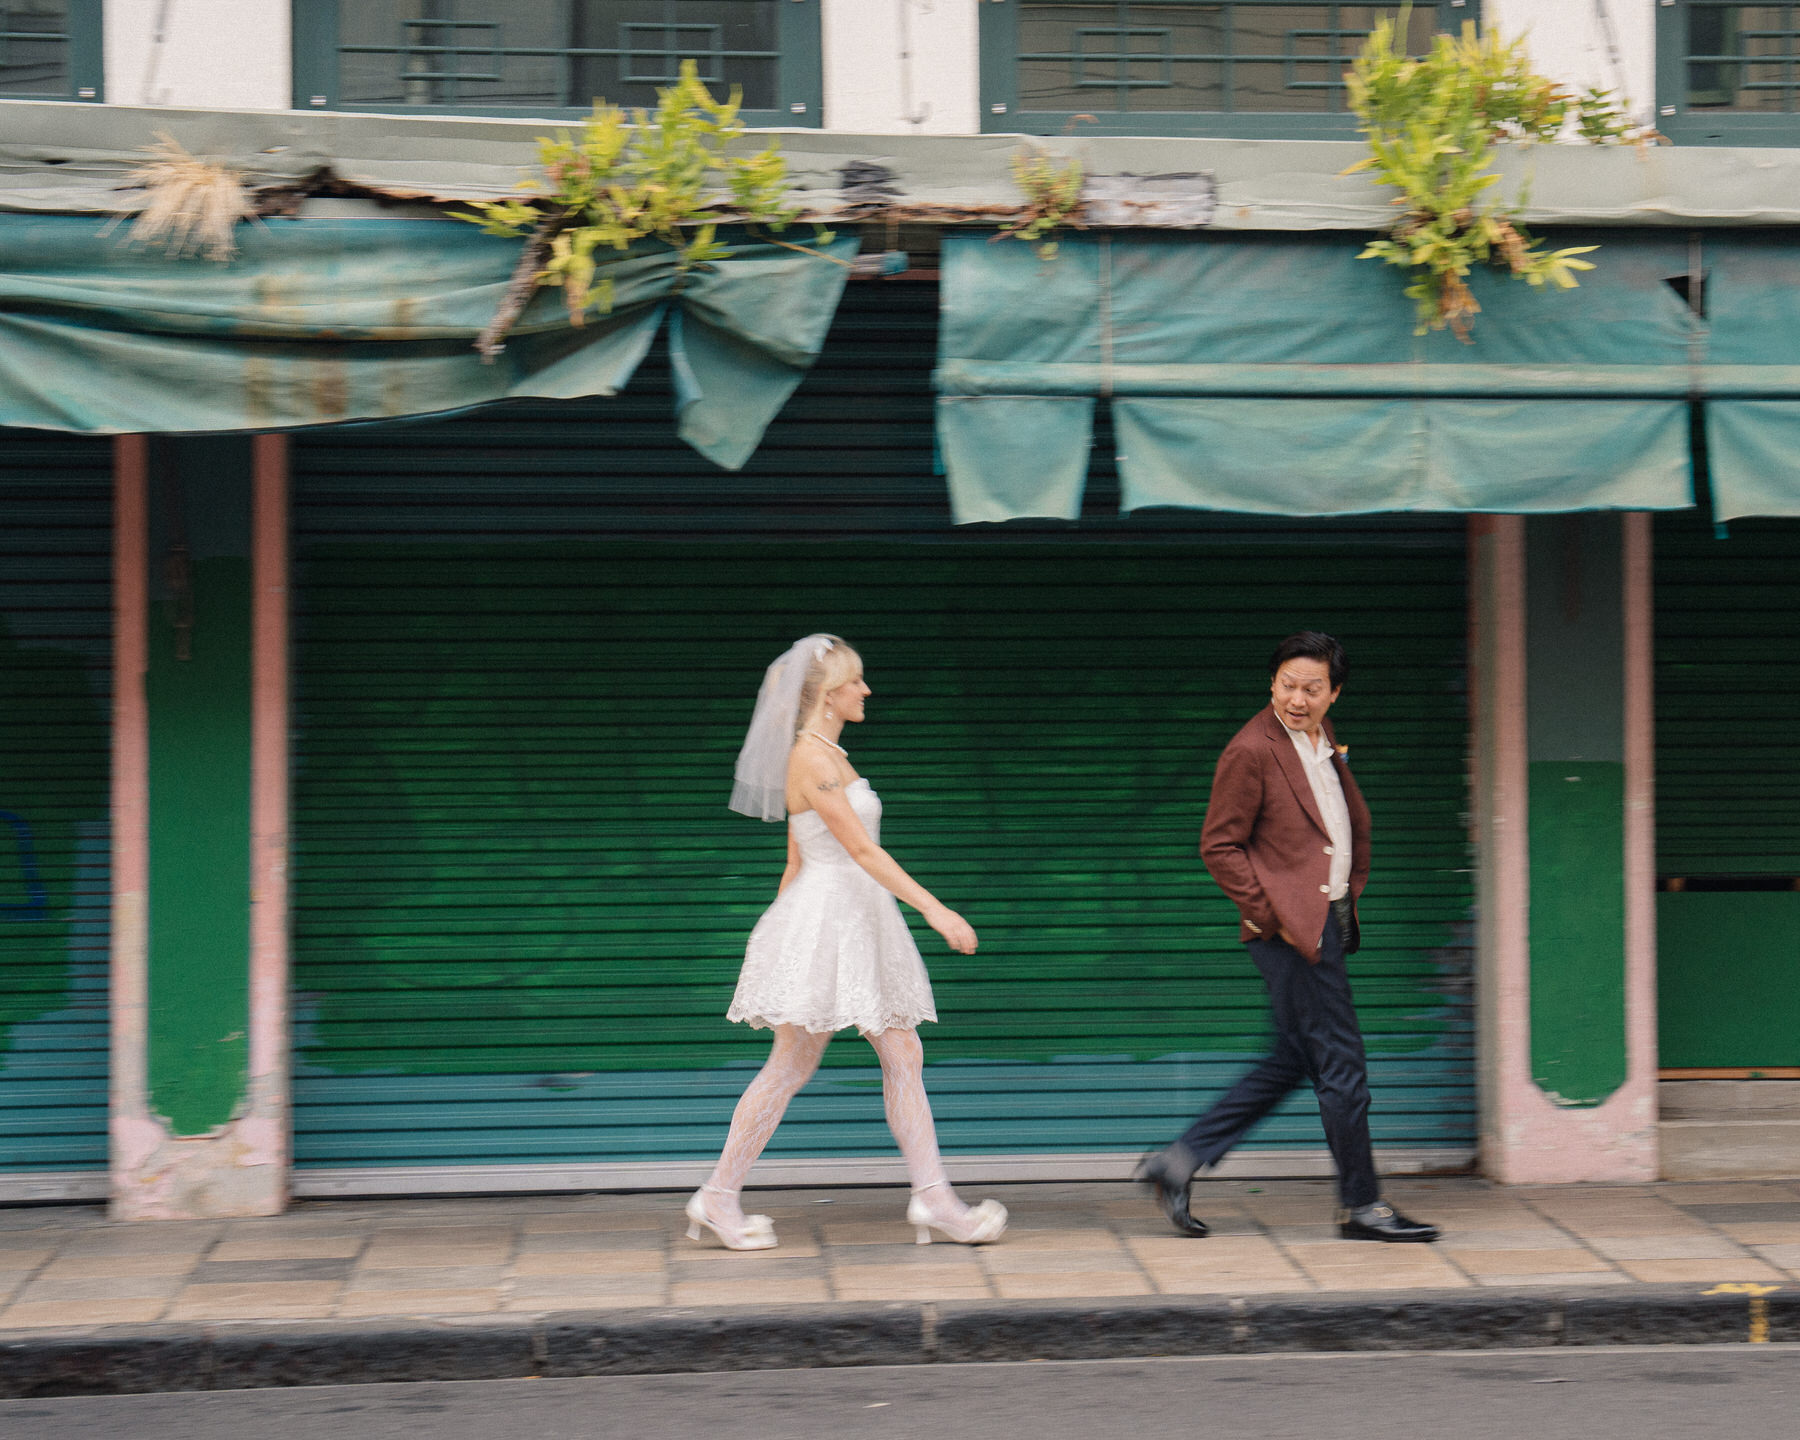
[1134,632,1439,1243]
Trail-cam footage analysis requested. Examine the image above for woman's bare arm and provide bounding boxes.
[789,746,977,953]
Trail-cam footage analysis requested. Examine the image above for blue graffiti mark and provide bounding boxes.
[0,811,49,920]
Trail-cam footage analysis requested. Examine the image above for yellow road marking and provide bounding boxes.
[1701,1282,1781,1343]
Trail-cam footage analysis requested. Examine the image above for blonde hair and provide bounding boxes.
[794,636,862,736]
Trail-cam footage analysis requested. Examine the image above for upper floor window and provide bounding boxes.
[291,0,822,125]
[980,0,1478,137]
[0,0,102,101]
[1658,2,1800,144]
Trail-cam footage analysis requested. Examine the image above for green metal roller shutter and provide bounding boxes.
[1654,512,1800,1067]
[1656,514,1800,879]
[0,430,112,1200]
[289,283,1474,1192]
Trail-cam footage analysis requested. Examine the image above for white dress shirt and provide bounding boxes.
[1283,718,1353,901]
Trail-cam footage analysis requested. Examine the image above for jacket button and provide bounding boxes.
[1319,885,1330,894]
[1323,846,1334,855]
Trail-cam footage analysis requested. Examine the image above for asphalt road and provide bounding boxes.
[2,1346,1796,1439]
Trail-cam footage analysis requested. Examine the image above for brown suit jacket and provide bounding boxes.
[1198,706,1372,963]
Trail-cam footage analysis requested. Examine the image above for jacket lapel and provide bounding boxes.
[1261,706,1329,838]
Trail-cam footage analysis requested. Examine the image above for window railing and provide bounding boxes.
[0,0,101,101]
[1658,2,1800,143]
[980,0,1478,138]
[291,0,822,126]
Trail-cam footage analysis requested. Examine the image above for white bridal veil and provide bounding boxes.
[729,633,837,821]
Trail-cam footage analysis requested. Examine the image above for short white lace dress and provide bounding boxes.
[727,778,937,1035]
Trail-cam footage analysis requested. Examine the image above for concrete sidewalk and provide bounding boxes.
[1,1177,1797,1394]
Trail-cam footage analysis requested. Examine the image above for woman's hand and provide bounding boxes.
[924,902,978,955]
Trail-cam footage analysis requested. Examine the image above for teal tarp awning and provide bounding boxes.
[935,231,1705,523]
[1707,403,1800,520]
[1699,236,1800,520]
[0,216,857,469]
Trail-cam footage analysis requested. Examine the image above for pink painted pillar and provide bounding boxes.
[1470,513,1659,1184]
[247,434,293,1204]
[1621,513,1660,1155]
[109,436,152,1211]
[109,435,292,1219]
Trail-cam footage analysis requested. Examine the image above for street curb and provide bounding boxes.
[0,1286,1793,1398]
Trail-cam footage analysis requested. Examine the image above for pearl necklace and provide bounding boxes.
[805,729,847,756]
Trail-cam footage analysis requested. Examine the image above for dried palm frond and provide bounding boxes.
[122,134,256,261]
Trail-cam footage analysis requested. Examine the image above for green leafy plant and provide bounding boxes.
[1573,86,1638,144]
[998,147,1084,260]
[455,60,831,359]
[1345,16,1620,339]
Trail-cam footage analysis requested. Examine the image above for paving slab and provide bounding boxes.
[208,1235,366,1261]
[0,1178,1796,1394]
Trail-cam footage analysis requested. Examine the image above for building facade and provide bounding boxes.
[3,2,1708,140]
[2,2,1798,1217]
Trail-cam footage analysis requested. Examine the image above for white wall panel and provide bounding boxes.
[1487,0,1656,125]
[823,0,979,134]
[105,0,290,111]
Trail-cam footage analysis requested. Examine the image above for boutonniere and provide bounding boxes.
[1334,745,1349,759]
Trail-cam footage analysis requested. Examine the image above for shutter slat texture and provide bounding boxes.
[291,285,1473,1176]
[0,431,112,1178]
[1655,513,1800,876]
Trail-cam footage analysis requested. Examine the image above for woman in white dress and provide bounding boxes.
[685,633,1008,1251]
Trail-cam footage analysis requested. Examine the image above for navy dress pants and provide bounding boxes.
[1168,917,1379,1209]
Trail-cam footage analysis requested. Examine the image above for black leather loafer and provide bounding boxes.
[1339,1202,1440,1243]
[1132,1151,1209,1238]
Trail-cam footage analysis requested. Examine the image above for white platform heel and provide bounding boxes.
[685,1184,778,1251]
[906,1180,1008,1245]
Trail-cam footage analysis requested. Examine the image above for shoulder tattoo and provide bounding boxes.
[815,779,842,793]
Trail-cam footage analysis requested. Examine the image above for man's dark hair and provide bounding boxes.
[1269,631,1347,691]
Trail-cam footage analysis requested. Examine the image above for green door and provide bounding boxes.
[287,285,1474,1189]
[0,430,112,1199]
[1655,513,1800,1070]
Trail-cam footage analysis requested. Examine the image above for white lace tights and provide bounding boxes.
[703,1024,973,1228]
